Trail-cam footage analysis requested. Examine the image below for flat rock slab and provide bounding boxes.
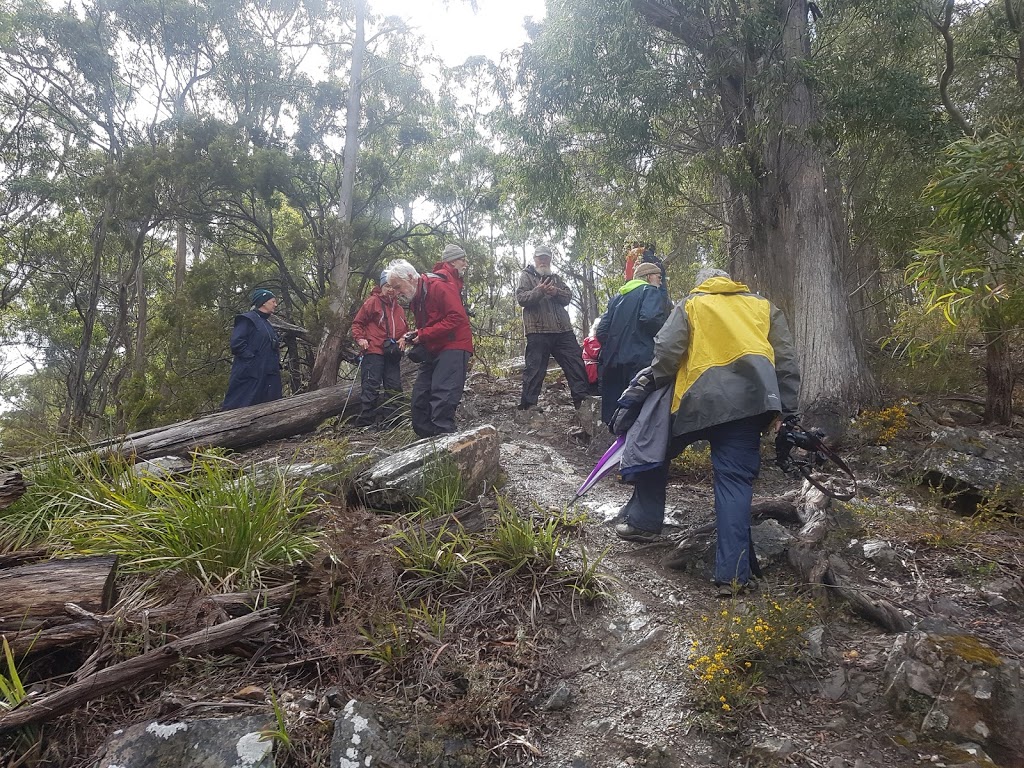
[332,699,411,768]
[354,424,500,509]
[97,715,275,768]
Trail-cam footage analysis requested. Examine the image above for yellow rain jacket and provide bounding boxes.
[651,276,800,436]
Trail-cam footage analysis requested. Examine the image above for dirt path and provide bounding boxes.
[484,383,924,768]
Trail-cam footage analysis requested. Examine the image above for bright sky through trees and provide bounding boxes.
[371,0,546,64]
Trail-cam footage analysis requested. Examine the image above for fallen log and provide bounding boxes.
[99,384,362,460]
[0,471,26,510]
[0,555,117,624]
[0,609,278,734]
[1,580,310,657]
[787,485,911,633]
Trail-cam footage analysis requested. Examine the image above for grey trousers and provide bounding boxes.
[411,349,469,438]
[521,331,590,407]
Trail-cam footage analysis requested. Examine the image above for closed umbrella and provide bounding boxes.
[570,435,626,506]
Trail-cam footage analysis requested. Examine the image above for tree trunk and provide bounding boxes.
[982,312,1014,424]
[0,555,117,624]
[311,0,366,389]
[0,472,26,509]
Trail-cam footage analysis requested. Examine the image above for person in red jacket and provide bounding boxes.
[350,272,409,427]
[581,317,602,395]
[385,256,473,438]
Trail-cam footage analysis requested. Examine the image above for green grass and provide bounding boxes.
[0,450,321,589]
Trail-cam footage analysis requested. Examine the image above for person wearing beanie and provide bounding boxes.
[384,257,473,438]
[222,288,284,410]
[595,261,669,424]
[434,243,471,317]
[350,271,410,428]
[612,268,801,599]
[515,245,591,412]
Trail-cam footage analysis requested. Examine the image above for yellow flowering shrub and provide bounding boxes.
[855,405,909,444]
[686,595,815,714]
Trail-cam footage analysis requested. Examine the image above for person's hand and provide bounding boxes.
[357,338,369,351]
[543,282,558,296]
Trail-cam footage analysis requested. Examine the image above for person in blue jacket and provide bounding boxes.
[596,261,669,424]
[222,288,283,410]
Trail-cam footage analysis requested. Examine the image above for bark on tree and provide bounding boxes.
[635,0,877,426]
[311,0,366,389]
[0,610,277,734]
[0,471,26,510]
[982,312,1014,425]
[0,555,117,623]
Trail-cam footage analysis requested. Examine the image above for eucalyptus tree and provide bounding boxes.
[504,0,878,426]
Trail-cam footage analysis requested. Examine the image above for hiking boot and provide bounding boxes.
[614,523,660,543]
[715,580,758,598]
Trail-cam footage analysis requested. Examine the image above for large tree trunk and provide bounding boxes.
[311,0,366,389]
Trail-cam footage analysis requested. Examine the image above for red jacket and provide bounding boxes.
[411,272,473,355]
[351,287,408,355]
[582,335,601,384]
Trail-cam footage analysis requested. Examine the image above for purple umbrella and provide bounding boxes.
[570,435,626,505]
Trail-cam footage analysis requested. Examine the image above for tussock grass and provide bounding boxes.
[0,450,320,589]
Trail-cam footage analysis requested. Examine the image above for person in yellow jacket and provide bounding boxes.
[614,268,801,597]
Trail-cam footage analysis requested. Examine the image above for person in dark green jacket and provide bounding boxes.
[596,261,668,424]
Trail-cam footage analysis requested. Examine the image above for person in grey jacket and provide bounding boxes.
[515,245,590,411]
[613,268,800,598]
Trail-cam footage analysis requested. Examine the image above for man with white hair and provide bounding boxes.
[385,257,473,438]
[515,245,590,411]
[613,267,801,598]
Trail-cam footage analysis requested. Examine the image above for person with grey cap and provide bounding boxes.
[612,267,800,598]
[595,261,669,424]
[515,245,590,411]
[433,243,472,316]
[222,288,283,410]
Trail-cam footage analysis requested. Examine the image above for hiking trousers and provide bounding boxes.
[355,353,403,426]
[521,331,590,408]
[622,414,769,586]
[411,349,469,438]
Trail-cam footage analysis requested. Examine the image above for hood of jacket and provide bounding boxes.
[693,276,750,295]
[618,278,649,295]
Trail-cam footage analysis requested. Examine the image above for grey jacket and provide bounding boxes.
[516,266,574,335]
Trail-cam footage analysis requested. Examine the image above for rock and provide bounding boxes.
[918,427,1024,513]
[750,519,794,563]
[233,685,266,702]
[862,539,898,564]
[130,456,192,479]
[805,626,826,660]
[331,699,410,768]
[750,736,795,759]
[540,683,572,711]
[883,632,1024,764]
[97,715,274,768]
[354,424,500,509]
[981,577,1023,606]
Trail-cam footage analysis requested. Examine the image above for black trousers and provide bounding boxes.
[521,332,590,407]
[356,353,403,426]
[411,349,469,438]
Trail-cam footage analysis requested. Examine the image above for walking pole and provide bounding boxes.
[342,355,363,419]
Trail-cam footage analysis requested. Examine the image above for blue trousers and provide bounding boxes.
[622,414,769,586]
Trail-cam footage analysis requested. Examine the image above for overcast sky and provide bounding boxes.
[371,0,547,65]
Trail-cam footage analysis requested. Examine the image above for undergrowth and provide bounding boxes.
[686,593,815,714]
[0,449,321,589]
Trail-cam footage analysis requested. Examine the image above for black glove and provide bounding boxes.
[616,366,656,409]
[609,402,641,436]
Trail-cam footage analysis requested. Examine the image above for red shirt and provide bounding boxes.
[582,335,601,384]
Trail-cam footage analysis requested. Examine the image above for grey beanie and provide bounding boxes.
[534,245,552,259]
[441,244,467,263]
[694,267,730,287]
